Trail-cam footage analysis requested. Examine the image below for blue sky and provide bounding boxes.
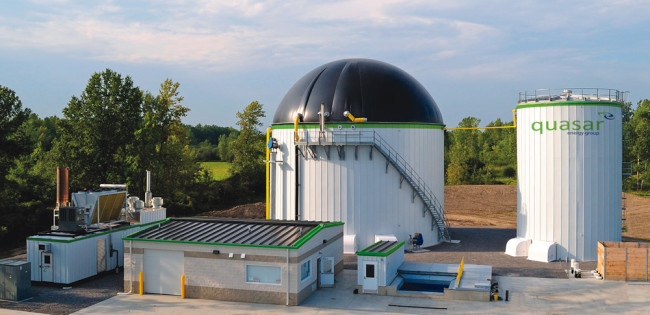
[1,0,649,128]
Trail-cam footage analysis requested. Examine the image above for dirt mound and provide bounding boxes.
[444,185,517,228]
[623,193,650,240]
[201,202,265,219]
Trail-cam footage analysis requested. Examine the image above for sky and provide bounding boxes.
[1,0,649,129]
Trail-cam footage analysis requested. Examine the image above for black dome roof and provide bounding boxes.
[272,59,444,124]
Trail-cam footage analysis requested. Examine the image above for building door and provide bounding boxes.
[319,257,334,287]
[41,252,53,282]
[143,249,184,295]
[362,261,378,292]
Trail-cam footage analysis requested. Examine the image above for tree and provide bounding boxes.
[630,99,650,190]
[0,85,31,183]
[133,79,199,207]
[230,101,266,195]
[53,69,143,190]
[446,117,483,184]
[217,132,238,162]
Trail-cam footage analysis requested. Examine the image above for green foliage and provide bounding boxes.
[629,100,650,191]
[53,69,143,190]
[217,132,238,162]
[187,124,238,146]
[230,101,266,197]
[445,117,516,185]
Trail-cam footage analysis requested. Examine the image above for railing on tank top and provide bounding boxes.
[296,129,451,241]
[518,88,628,104]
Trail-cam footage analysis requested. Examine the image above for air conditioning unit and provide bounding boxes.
[58,207,86,232]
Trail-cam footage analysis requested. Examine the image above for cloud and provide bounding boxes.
[1,0,649,80]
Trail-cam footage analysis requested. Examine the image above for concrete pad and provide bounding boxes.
[70,271,650,315]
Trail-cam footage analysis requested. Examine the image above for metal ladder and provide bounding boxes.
[296,130,451,242]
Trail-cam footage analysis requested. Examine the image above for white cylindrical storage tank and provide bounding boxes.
[515,88,624,261]
[269,59,447,252]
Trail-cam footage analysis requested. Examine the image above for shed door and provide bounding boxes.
[362,261,378,292]
[41,252,53,282]
[144,249,184,295]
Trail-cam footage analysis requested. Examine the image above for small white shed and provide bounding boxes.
[356,241,405,294]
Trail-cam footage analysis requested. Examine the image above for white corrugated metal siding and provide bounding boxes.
[517,102,622,261]
[26,223,160,283]
[270,125,444,250]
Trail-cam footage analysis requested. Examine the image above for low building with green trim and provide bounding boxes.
[122,218,344,305]
[26,220,164,284]
[356,240,405,294]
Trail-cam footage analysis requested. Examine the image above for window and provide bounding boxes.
[365,263,375,278]
[301,260,311,281]
[246,265,281,285]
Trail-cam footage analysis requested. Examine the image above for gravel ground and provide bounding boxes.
[0,271,123,315]
[345,226,596,279]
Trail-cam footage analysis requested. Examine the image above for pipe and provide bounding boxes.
[343,111,367,123]
[444,109,517,131]
[145,170,152,207]
[266,127,271,220]
[56,167,69,208]
[286,248,290,306]
[294,114,302,142]
[295,145,299,221]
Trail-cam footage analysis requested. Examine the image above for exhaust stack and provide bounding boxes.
[145,170,152,207]
[56,167,69,208]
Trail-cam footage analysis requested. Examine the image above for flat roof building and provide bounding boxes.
[123,218,344,305]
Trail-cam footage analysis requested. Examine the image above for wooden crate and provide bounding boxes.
[597,241,650,281]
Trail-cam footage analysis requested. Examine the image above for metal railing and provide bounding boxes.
[297,130,451,241]
[518,88,628,104]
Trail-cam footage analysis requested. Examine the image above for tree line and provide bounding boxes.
[0,70,266,250]
[2,69,650,250]
[445,100,650,191]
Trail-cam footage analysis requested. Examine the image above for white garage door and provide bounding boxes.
[144,249,184,295]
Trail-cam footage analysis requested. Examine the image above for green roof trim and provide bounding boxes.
[516,101,622,109]
[26,219,167,244]
[122,220,345,250]
[272,122,445,130]
[357,240,406,257]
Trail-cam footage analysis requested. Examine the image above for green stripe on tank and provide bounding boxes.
[516,102,622,109]
[272,122,445,129]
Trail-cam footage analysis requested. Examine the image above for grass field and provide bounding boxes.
[200,161,231,180]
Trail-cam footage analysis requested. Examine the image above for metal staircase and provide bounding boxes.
[296,130,451,242]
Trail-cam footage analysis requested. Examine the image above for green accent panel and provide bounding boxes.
[122,220,345,250]
[357,241,406,257]
[271,123,445,130]
[516,102,622,109]
[26,219,167,244]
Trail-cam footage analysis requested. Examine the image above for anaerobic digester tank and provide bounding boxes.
[510,88,624,261]
[268,59,448,252]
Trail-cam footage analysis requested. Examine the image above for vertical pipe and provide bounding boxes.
[139,272,143,295]
[295,145,300,221]
[56,167,69,208]
[266,127,271,220]
[145,170,152,207]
